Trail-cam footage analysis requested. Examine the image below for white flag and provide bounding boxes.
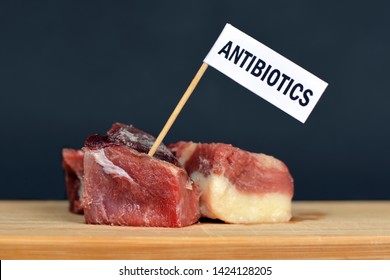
[204,24,328,123]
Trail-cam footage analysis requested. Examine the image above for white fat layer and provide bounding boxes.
[118,129,169,153]
[92,149,133,182]
[119,129,143,143]
[176,142,197,165]
[190,171,292,224]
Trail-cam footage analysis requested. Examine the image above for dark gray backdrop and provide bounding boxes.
[1,1,389,200]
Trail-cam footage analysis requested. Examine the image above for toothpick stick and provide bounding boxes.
[148,62,209,157]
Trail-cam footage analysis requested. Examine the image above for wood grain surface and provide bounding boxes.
[0,201,389,259]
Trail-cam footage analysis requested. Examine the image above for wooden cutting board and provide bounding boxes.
[0,201,389,259]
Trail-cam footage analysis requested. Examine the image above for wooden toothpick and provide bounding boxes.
[148,62,209,157]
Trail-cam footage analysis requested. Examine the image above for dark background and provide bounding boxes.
[1,1,389,200]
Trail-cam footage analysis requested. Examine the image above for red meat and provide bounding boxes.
[82,124,200,227]
[169,142,294,224]
[62,148,84,214]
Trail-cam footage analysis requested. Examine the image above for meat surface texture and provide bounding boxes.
[62,148,84,214]
[82,123,200,227]
[169,142,294,224]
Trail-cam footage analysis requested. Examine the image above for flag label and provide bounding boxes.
[204,24,328,123]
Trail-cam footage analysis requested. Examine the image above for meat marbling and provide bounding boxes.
[169,141,294,224]
[82,123,200,227]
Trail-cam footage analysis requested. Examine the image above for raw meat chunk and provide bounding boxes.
[82,123,200,227]
[169,142,294,224]
[62,148,84,214]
